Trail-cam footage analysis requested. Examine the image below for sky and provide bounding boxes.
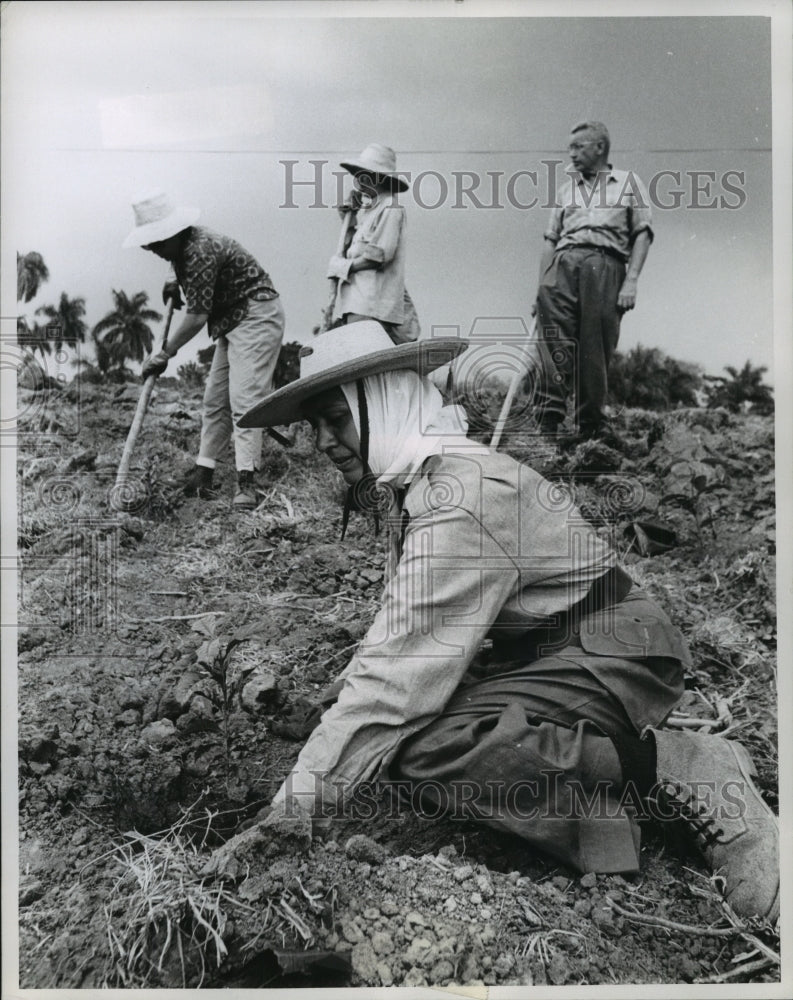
[0,2,782,385]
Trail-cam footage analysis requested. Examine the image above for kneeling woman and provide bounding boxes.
[238,321,777,921]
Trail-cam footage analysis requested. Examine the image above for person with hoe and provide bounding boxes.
[124,190,285,510]
[208,320,778,925]
[325,144,420,343]
[534,121,654,443]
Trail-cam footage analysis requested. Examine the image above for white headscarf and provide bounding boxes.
[340,369,489,489]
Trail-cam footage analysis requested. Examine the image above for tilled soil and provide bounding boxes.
[14,376,781,988]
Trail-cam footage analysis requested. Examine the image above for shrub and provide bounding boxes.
[608,345,702,410]
[196,344,216,370]
[177,361,205,388]
[274,341,301,388]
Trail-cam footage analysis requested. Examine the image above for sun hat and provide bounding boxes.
[339,144,409,193]
[122,190,200,249]
[239,321,468,427]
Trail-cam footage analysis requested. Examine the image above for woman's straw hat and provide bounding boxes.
[239,321,468,427]
[339,144,409,193]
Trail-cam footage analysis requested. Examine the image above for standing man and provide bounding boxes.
[534,122,653,441]
[326,144,420,343]
[125,191,285,510]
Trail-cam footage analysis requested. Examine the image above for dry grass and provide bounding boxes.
[518,927,589,984]
[100,803,328,988]
[102,808,231,987]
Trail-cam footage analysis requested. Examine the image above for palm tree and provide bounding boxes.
[705,360,774,415]
[92,290,162,371]
[36,293,88,352]
[71,329,115,382]
[91,329,113,375]
[17,252,50,303]
[16,318,52,357]
[17,252,51,357]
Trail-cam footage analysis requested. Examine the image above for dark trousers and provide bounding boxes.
[535,246,625,430]
[389,590,686,874]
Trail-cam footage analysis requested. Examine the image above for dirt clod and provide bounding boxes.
[344,833,387,864]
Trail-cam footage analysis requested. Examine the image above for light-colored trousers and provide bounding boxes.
[197,296,285,472]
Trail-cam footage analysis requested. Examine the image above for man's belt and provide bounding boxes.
[558,243,627,264]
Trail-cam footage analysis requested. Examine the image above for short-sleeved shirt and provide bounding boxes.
[545,167,654,261]
[173,226,279,339]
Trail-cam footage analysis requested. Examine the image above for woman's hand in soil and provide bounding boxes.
[201,798,313,881]
[269,695,325,741]
[260,797,314,841]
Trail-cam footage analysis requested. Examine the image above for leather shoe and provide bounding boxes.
[233,470,257,511]
[181,465,217,499]
[651,729,779,921]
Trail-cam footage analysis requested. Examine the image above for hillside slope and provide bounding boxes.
[13,376,780,989]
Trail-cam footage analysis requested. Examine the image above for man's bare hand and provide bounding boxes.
[617,277,638,312]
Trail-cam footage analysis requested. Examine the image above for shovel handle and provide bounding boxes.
[113,300,176,498]
[490,316,538,450]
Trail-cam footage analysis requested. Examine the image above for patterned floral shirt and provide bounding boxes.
[173,226,278,339]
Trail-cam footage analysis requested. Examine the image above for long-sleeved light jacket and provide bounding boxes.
[274,451,688,813]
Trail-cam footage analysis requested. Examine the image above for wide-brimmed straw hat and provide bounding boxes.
[239,321,468,427]
[122,190,200,248]
[339,144,409,193]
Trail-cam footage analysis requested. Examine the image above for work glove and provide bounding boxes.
[141,350,172,381]
[327,254,353,281]
[162,280,184,309]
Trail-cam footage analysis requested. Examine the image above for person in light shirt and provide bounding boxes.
[326,144,420,344]
[534,122,653,442]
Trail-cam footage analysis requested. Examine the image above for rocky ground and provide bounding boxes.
[12,373,781,989]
